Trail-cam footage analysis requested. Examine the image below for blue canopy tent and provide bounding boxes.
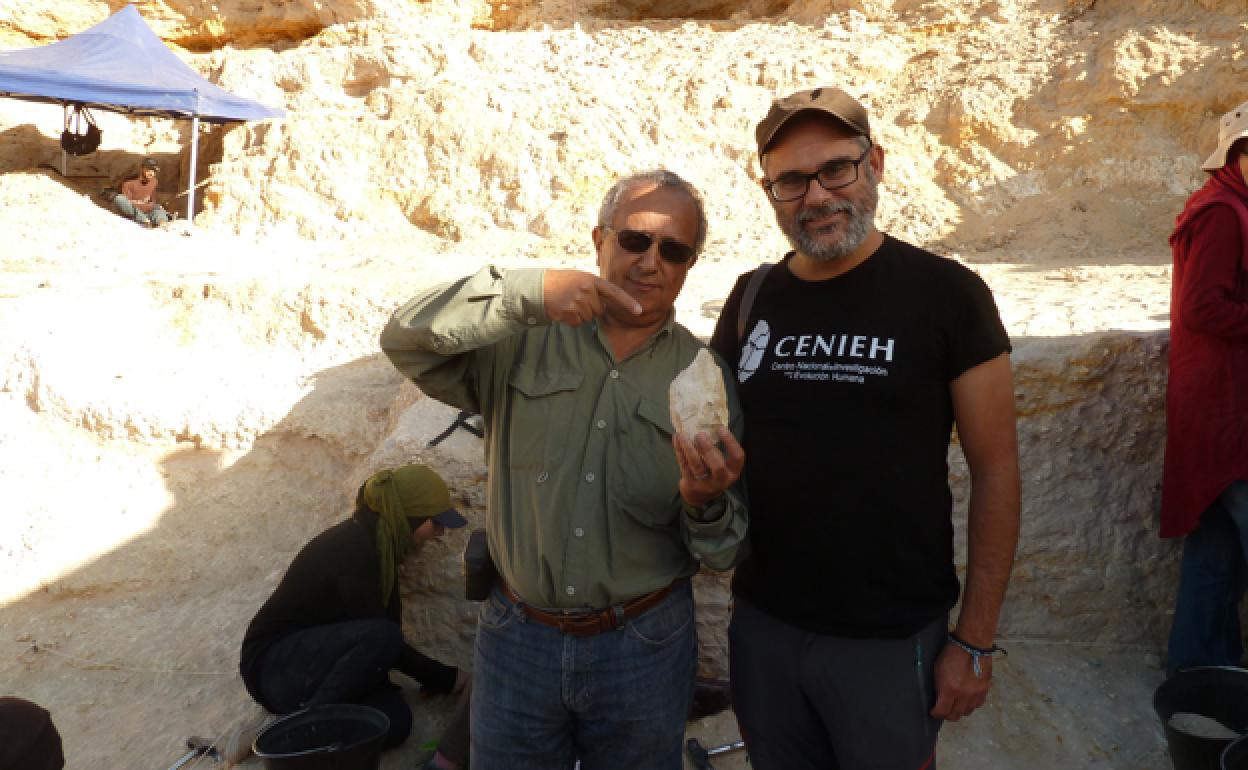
[0,4,283,219]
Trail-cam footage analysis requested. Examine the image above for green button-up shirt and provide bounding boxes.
[380,266,748,609]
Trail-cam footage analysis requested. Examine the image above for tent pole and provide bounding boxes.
[186,115,200,223]
[61,104,68,177]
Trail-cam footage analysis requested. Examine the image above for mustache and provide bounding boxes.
[795,200,855,224]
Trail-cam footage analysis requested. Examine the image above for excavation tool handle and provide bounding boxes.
[710,740,746,756]
[167,736,219,770]
[686,737,747,769]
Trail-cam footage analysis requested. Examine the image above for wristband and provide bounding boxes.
[946,633,1007,678]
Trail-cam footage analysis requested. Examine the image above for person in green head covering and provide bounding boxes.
[238,463,470,753]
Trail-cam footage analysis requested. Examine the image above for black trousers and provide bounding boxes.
[257,618,412,747]
[730,597,946,770]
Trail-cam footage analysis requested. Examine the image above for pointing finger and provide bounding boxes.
[595,279,642,316]
[580,281,605,319]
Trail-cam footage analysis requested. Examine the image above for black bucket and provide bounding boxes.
[1225,735,1248,770]
[253,704,389,770]
[1154,667,1248,770]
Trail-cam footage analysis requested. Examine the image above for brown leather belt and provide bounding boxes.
[500,580,680,637]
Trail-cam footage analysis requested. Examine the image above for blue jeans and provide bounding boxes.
[111,193,169,226]
[470,581,696,770]
[1167,480,1248,674]
[256,618,412,747]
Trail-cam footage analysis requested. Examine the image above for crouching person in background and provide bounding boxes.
[238,464,469,750]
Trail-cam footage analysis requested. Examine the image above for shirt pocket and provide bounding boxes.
[506,364,584,471]
[612,396,681,528]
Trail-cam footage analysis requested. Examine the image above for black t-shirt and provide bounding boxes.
[709,236,1010,638]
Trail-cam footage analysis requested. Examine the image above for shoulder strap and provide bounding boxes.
[736,262,775,343]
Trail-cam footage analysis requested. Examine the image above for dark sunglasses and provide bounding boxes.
[603,226,696,264]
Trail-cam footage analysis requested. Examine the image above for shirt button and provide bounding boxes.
[596,419,606,429]
[609,369,620,379]
[537,471,549,483]
[574,528,584,537]
[566,586,576,596]
[585,472,595,483]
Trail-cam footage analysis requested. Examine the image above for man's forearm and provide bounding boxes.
[953,469,1020,648]
[381,267,546,361]
[380,266,546,411]
[948,353,1020,648]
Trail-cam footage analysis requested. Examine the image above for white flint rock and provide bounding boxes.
[669,348,729,437]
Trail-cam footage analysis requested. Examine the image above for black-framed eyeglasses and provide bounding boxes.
[603,226,697,264]
[764,141,873,203]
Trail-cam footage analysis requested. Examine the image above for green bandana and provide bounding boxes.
[363,464,453,605]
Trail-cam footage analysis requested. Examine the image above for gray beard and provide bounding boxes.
[781,189,877,263]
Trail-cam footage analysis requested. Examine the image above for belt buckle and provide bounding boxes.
[556,611,608,636]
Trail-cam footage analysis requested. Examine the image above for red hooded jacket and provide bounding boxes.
[1161,164,1248,537]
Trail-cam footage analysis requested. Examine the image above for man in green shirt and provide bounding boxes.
[381,169,747,770]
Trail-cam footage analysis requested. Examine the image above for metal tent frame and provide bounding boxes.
[0,4,282,221]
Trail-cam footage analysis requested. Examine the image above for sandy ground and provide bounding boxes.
[0,167,1182,769]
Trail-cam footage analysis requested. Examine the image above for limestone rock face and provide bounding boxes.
[669,348,729,438]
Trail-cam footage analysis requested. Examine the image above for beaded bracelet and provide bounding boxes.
[947,633,1007,678]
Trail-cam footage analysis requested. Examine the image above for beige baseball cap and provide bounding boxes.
[1202,100,1248,171]
[756,87,871,166]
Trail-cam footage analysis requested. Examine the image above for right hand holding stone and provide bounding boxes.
[674,426,745,509]
[543,269,641,326]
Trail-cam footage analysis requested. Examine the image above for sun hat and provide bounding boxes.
[1202,100,1248,171]
[756,87,871,164]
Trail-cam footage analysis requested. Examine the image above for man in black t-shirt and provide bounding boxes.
[709,87,1020,769]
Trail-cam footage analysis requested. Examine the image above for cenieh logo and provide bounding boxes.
[738,320,770,383]
[773,334,894,361]
[739,320,897,385]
